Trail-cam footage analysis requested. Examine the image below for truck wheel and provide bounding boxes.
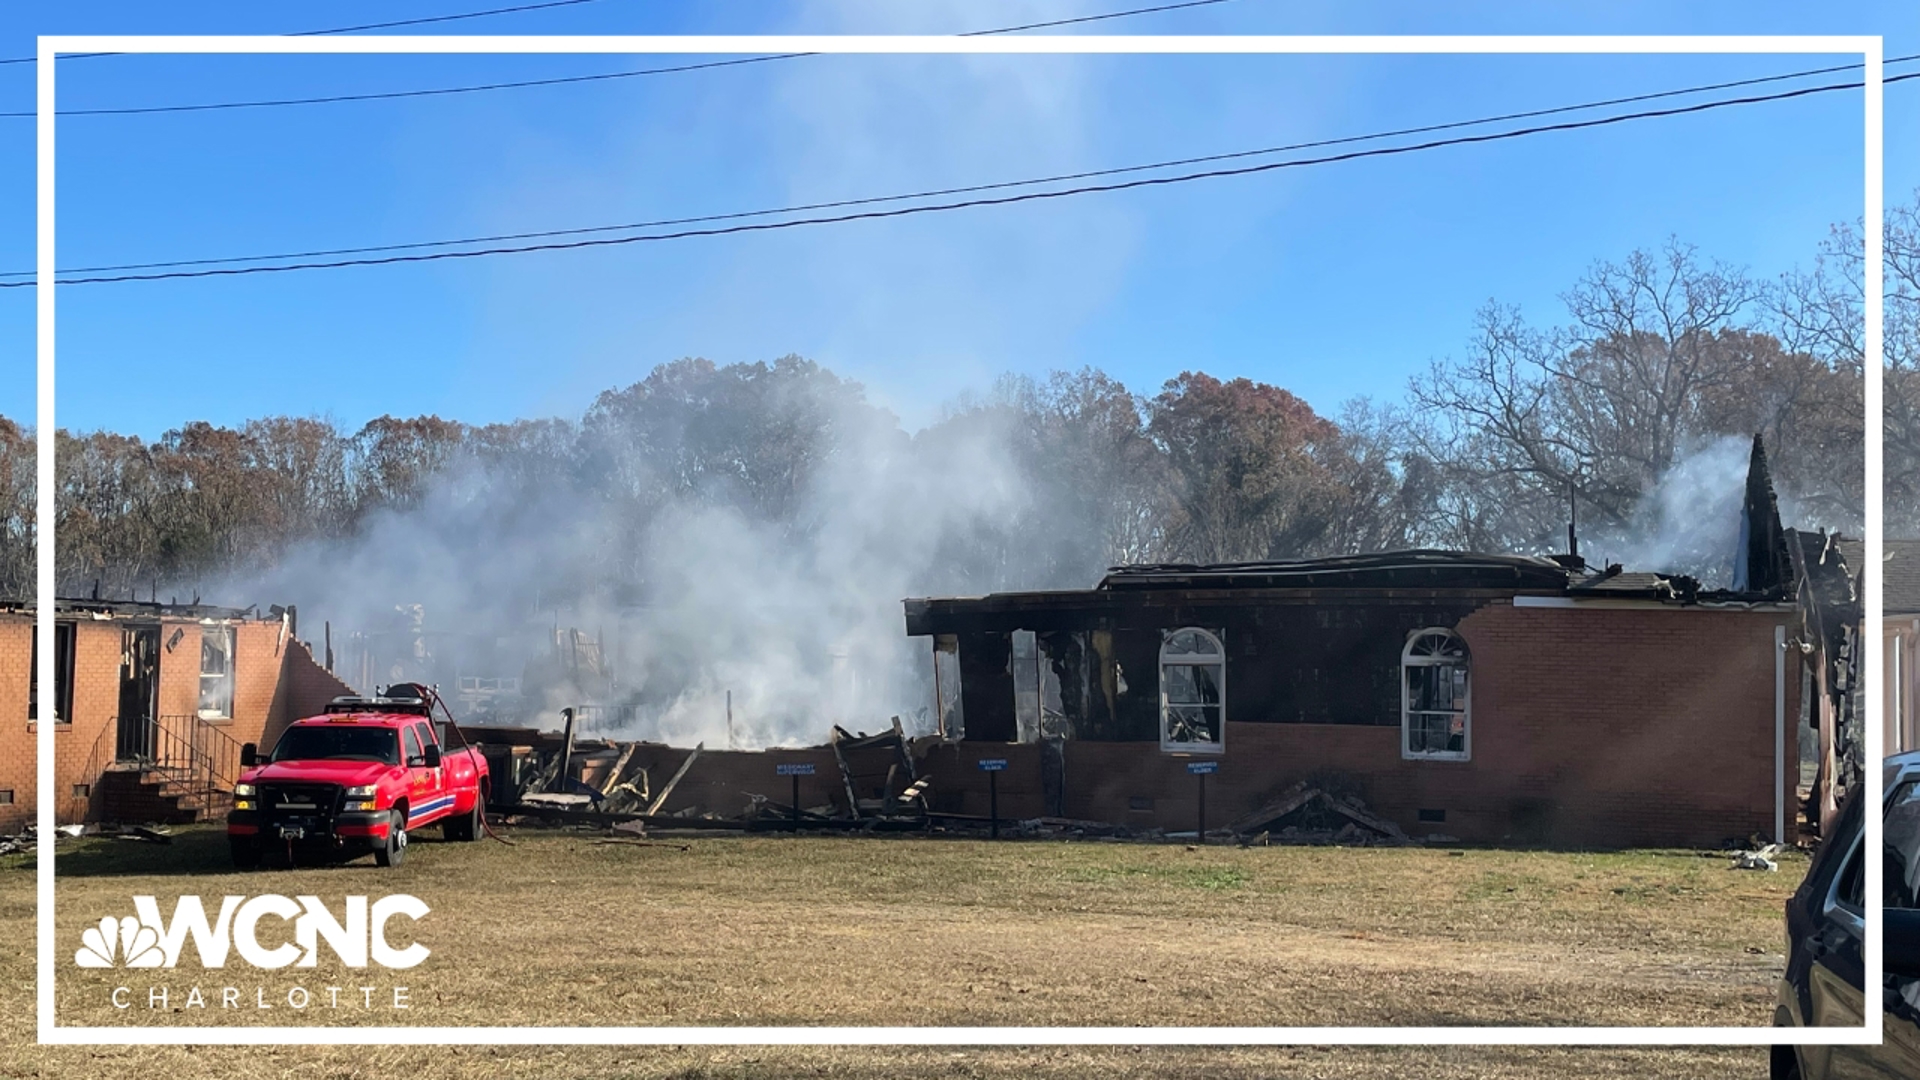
[229,839,261,870]
[375,810,407,867]
[445,799,481,842]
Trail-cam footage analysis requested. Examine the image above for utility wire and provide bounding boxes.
[0,0,1235,118]
[0,0,612,66]
[9,71,1911,290]
[8,54,1914,281]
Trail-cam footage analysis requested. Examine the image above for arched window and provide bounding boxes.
[1402,628,1469,760]
[1160,628,1225,753]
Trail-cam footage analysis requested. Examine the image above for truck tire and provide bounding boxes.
[375,809,407,867]
[444,799,481,842]
[229,839,261,870]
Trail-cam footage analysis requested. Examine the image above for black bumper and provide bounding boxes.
[228,809,388,851]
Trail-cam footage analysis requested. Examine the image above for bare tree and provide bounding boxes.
[1414,238,1863,553]
[0,419,31,598]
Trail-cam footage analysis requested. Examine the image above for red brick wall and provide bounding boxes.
[917,740,1048,820]
[154,618,284,750]
[0,613,330,832]
[0,617,31,831]
[262,638,358,751]
[0,616,127,832]
[1052,603,1799,848]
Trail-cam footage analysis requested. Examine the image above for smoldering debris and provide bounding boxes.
[1223,782,1415,847]
[472,717,1427,846]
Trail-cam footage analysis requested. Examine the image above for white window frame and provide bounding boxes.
[1401,627,1470,762]
[197,623,235,721]
[1159,627,1225,755]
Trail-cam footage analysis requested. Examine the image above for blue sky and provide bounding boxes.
[1,1,1915,438]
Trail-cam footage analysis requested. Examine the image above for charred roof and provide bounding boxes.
[0,596,263,621]
[904,546,1799,638]
[1096,550,1573,592]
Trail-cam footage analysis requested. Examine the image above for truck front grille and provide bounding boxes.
[258,783,342,822]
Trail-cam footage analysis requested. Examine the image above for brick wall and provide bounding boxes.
[0,612,337,832]
[262,635,357,751]
[1045,603,1799,848]
[0,617,30,831]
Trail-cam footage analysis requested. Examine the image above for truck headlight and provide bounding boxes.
[344,785,375,798]
[342,801,377,812]
[233,783,255,797]
[233,799,255,811]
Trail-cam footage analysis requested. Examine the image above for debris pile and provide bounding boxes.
[478,716,935,833]
[1224,782,1414,846]
[1730,843,1781,871]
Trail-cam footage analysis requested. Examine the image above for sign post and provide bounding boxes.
[776,762,814,832]
[978,758,1008,838]
[1186,759,1218,843]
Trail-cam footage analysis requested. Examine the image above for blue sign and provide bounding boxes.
[977,758,1008,772]
[776,763,816,776]
[1185,760,1219,775]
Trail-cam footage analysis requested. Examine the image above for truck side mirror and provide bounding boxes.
[423,744,442,769]
[240,743,257,767]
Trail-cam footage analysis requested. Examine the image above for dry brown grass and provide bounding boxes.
[0,824,1798,1077]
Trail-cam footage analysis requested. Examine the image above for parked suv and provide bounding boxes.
[1773,751,1920,1077]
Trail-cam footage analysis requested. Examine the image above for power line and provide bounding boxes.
[0,0,1236,118]
[9,54,1914,280]
[0,0,612,66]
[10,72,1911,290]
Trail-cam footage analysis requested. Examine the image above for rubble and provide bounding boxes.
[1224,782,1414,846]
[475,711,1437,845]
[1731,843,1781,871]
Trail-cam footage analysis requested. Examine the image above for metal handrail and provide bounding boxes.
[150,714,246,812]
[65,721,114,824]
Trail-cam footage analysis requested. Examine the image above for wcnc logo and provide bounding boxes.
[74,895,430,970]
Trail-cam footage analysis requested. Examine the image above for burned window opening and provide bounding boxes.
[1402,627,1468,760]
[932,635,963,740]
[1160,627,1224,753]
[198,624,235,720]
[28,621,75,724]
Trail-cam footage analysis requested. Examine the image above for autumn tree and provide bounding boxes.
[579,355,878,526]
[1147,372,1350,563]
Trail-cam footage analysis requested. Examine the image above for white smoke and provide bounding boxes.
[1587,434,1805,588]
[232,385,1069,749]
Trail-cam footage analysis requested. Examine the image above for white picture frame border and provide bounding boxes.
[34,31,1887,1047]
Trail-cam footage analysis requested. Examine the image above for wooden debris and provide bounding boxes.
[591,838,690,851]
[546,706,579,794]
[520,792,595,810]
[645,743,703,816]
[598,741,638,796]
[1227,784,1409,845]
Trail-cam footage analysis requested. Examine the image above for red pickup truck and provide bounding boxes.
[228,684,489,868]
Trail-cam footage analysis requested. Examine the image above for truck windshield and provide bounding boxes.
[270,726,400,765]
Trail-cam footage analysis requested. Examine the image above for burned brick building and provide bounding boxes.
[0,597,352,832]
[905,438,1819,849]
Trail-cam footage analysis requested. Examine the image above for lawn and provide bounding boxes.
[0,823,1799,1077]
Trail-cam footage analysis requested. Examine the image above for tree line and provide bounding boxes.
[2,197,1913,605]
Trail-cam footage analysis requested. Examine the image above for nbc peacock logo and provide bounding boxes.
[74,915,166,969]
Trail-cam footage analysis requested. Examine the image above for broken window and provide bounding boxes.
[933,635,963,740]
[1012,630,1041,743]
[198,625,235,720]
[1160,627,1224,753]
[28,622,75,724]
[1402,628,1469,760]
